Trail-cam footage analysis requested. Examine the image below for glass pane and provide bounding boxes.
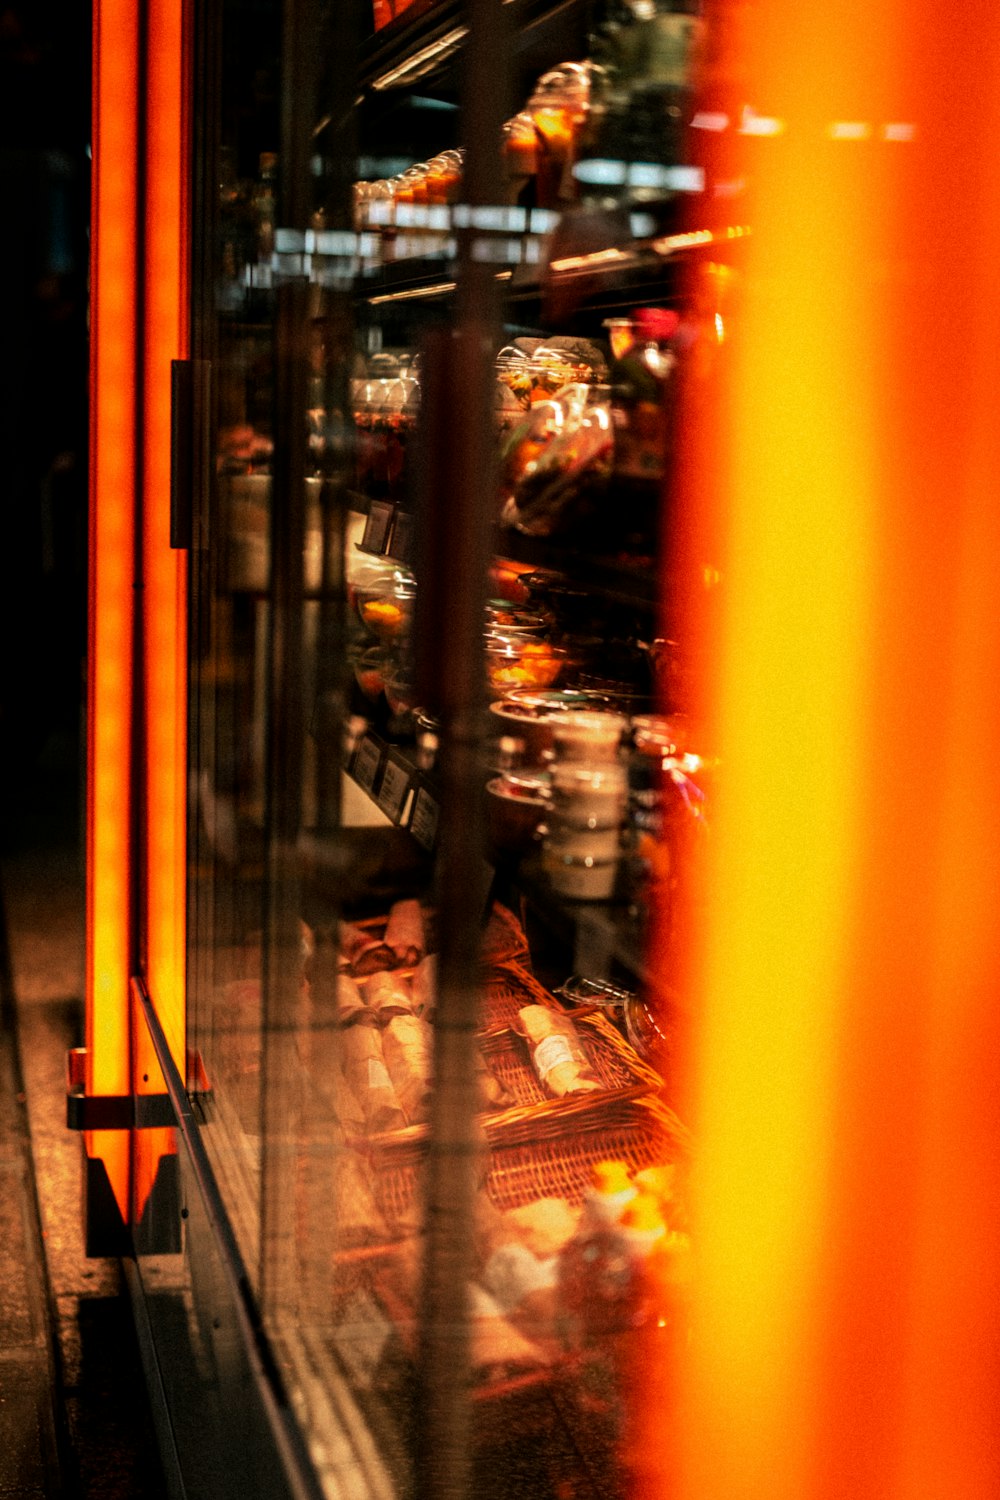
[188,0,731,1491]
[187,0,284,1285]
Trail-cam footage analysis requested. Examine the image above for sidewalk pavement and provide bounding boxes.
[0,732,167,1499]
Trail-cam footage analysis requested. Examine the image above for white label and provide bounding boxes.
[533,1033,578,1083]
[354,737,381,793]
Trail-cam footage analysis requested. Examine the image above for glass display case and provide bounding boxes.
[116,0,742,1494]
[82,2,1000,1497]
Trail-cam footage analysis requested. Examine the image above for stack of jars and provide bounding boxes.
[541,710,629,899]
[352,151,464,232]
[350,355,420,498]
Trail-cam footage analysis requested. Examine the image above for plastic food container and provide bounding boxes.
[484,636,571,692]
[356,575,416,642]
[541,845,619,900]
[550,761,628,829]
[488,689,614,764]
[550,709,628,763]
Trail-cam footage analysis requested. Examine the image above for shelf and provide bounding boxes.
[357,218,747,327]
[355,0,587,98]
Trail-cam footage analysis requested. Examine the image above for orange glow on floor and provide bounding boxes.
[86,0,140,1220]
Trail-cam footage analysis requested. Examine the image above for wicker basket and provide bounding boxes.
[369,1094,690,1231]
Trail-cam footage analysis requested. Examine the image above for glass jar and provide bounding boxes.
[527,62,591,207]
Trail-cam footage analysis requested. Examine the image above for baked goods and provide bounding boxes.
[336,974,371,1026]
[339,1024,407,1133]
[514,1005,601,1097]
[383,898,425,966]
[362,970,417,1021]
[339,920,394,976]
[382,1014,434,1124]
[410,953,436,1016]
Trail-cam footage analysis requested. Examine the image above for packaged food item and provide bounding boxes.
[550,760,628,828]
[514,1005,602,1097]
[339,920,395,976]
[484,634,571,692]
[549,709,628,763]
[339,1024,407,1133]
[356,574,416,643]
[383,898,425,965]
[336,974,372,1027]
[410,952,437,1015]
[500,381,614,538]
[362,970,417,1021]
[352,643,390,701]
[485,774,549,858]
[332,1145,389,1244]
[425,150,463,205]
[382,1014,435,1124]
[482,900,532,966]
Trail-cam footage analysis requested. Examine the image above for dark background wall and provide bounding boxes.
[0,2,91,812]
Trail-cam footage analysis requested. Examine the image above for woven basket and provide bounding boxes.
[370,1094,690,1231]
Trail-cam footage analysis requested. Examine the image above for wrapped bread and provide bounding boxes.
[336,973,371,1027]
[339,1024,407,1133]
[514,1005,601,1098]
[383,898,425,966]
[410,953,437,1016]
[339,920,394,976]
[362,970,416,1022]
[382,1014,434,1124]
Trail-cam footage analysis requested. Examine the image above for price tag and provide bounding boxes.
[353,735,382,795]
[388,510,413,563]
[410,785,440,851]
[359,500,394,555]
[378,755,412,824]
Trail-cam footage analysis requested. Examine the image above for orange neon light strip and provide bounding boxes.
[135,0,189,1220]
[87,0,140,1219]
[142,0,188,1066]
[670,2,1000,1499]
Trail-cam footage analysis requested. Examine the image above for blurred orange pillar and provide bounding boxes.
[670,2,1000,1499]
